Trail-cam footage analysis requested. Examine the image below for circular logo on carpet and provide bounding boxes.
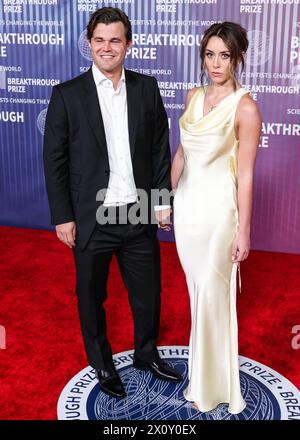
[57,346,300,420]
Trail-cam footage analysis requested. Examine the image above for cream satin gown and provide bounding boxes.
[174,86,248,414]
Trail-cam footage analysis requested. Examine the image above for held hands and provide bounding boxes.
[56,221,76,248]
[155,208,172,232]
[231,230,250,263]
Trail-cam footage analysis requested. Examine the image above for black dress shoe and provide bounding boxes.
[133,357,182,382]
[96,367,126,398]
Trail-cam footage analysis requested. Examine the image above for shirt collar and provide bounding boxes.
[92,63,126,88]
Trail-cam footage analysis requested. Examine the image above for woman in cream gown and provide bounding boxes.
[172,22,262,414]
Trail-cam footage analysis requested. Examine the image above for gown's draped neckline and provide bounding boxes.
[181,86,249,129]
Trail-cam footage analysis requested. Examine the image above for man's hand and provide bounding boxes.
[56,221,76,248]
[155,208,172,231]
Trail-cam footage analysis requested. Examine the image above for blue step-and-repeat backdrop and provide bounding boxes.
[0,0,299,253]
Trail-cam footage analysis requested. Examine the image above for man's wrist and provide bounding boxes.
[154,205,171,212]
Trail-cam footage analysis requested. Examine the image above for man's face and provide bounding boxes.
[88,22,132,76]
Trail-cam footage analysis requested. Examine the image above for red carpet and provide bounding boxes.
[0,225,299,420]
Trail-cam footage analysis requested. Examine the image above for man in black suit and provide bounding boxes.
[43,7,181,399]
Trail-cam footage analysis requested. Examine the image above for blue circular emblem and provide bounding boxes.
[58,346,300,420]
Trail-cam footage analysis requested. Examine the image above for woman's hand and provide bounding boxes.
[155,208,172,231]
[231,230,250,262]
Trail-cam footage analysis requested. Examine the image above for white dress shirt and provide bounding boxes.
[92,64,169,212]
[92,64,137,207]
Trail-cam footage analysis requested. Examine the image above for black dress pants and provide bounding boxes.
[73,217,161,370]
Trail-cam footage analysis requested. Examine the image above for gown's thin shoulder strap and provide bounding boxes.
[183,86,204,120]
[187,86,203,108]
[237,88,251,99]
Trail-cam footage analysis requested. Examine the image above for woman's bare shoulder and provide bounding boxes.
[238,92,260,116]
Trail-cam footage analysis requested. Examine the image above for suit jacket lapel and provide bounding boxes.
[80,68,141,161]
[81,68,108,160]
[125,69,141,159]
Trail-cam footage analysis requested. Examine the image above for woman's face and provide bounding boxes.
[204,36,232,85]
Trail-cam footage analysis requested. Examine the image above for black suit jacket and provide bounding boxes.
[43,68,171,250]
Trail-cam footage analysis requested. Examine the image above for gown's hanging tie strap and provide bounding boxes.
[237,262,242,293]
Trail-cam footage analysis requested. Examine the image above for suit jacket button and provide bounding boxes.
[104,170,109,175]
